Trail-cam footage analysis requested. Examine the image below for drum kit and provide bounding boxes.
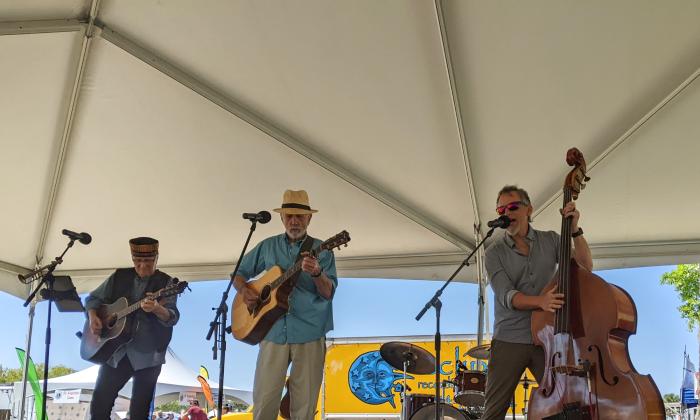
[379,342,534,420]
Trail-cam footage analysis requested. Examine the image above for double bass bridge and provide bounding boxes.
[552,364,589,377]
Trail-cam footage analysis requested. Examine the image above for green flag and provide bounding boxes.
[16,348,45,420]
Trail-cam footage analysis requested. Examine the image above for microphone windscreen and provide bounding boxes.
[80,232,93,245]
[258,211,272,224]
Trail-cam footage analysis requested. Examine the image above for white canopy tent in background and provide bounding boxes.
[1,1,700,300]
[11,347,252,410]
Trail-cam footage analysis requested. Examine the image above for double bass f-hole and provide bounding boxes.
[588,344,619,386]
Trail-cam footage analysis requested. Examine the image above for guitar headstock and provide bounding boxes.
[564,147,591,200]
[155,279,189,299]
[320,230,351,252]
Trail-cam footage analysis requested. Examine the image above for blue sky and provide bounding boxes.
[0,264,696,397]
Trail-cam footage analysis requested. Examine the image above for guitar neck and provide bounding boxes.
[270,246,322,289]
[114,295,155,321]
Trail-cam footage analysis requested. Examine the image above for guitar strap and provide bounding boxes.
[284,235,315,291]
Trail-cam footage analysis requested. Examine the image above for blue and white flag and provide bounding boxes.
[681,354,698,408]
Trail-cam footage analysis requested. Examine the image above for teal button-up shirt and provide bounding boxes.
[237,233,338,344]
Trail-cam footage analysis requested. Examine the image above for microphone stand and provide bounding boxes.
[206,219,259,420]
[415,225,498,420]
[22,238,77,420]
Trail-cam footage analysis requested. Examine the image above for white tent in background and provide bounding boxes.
[11,347,252,414]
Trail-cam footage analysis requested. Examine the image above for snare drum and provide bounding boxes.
[453,370,487,407]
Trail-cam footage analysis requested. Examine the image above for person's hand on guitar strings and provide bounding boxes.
[240,283,259,309]
[300,252,322,277]
[140,292,160,313]
[88,311,103,335]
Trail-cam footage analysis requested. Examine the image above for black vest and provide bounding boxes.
[109,268,174,352]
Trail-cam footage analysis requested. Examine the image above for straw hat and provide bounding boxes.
[273,190,318,214]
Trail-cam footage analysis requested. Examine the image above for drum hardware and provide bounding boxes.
[520,373,532,419]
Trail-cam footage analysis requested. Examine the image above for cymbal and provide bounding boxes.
[466,343,491,360]
[380,341,435,374]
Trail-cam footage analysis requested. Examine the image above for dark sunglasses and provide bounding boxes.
[496,201,526,215]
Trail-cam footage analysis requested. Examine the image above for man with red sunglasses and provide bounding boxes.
[482,185,592,420]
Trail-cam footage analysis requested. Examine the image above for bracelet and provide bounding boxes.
[311,270,323,278]
[572,227,584,238]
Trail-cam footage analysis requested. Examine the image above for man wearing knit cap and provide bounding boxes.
[85,237,180,420]
[234,190,338,420]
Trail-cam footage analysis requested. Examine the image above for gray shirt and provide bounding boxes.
[85,272,179,370]
[485,225,560,344]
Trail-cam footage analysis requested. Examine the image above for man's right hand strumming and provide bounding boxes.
[88,310,103,335]
[235,276,260,308]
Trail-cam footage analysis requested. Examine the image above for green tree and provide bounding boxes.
[155,400,186,413]
[661,264,700,330]
[663,393,680,403]
[231,401,249,412]
[0,364,76,384]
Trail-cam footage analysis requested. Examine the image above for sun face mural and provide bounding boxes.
[348,350,410,408]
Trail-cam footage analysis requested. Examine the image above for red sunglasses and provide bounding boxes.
[496,201,527,215]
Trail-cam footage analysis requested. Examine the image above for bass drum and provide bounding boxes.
[409,403,469,420]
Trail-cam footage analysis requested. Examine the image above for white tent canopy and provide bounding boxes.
[12,348,252,404]
[2,1,700,299]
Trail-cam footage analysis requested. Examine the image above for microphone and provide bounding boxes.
[242,211,272,224]
[487,215,511,229]
[62,229,92,245]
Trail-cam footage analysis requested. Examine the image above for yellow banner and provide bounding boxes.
[322,339,536,416]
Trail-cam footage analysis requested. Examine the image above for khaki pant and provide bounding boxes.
[482,339,545,420]
[253,338,325,420]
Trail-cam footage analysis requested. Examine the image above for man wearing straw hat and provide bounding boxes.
[86,237,180,420]
[233,190,338,420]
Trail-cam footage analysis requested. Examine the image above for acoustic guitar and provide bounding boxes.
[80,279,188,363]
[231,230,350,345]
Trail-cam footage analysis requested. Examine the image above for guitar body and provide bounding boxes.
[231,266,290,345]
[80,298,137,364]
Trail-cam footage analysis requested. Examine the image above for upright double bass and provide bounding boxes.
[528,148,665,419]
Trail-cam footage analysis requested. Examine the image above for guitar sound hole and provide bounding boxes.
[106,316,116,329]
[260,286,271,303]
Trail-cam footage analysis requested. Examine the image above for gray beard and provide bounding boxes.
[287,229,306,241]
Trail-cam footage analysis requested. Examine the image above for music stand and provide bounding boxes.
[39,276,84,312]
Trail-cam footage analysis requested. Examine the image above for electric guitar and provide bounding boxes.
[80,280,188,363]
[231,230,350,345]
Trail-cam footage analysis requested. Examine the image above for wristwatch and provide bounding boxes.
[311,270,323,278]
[572,227,584,238]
